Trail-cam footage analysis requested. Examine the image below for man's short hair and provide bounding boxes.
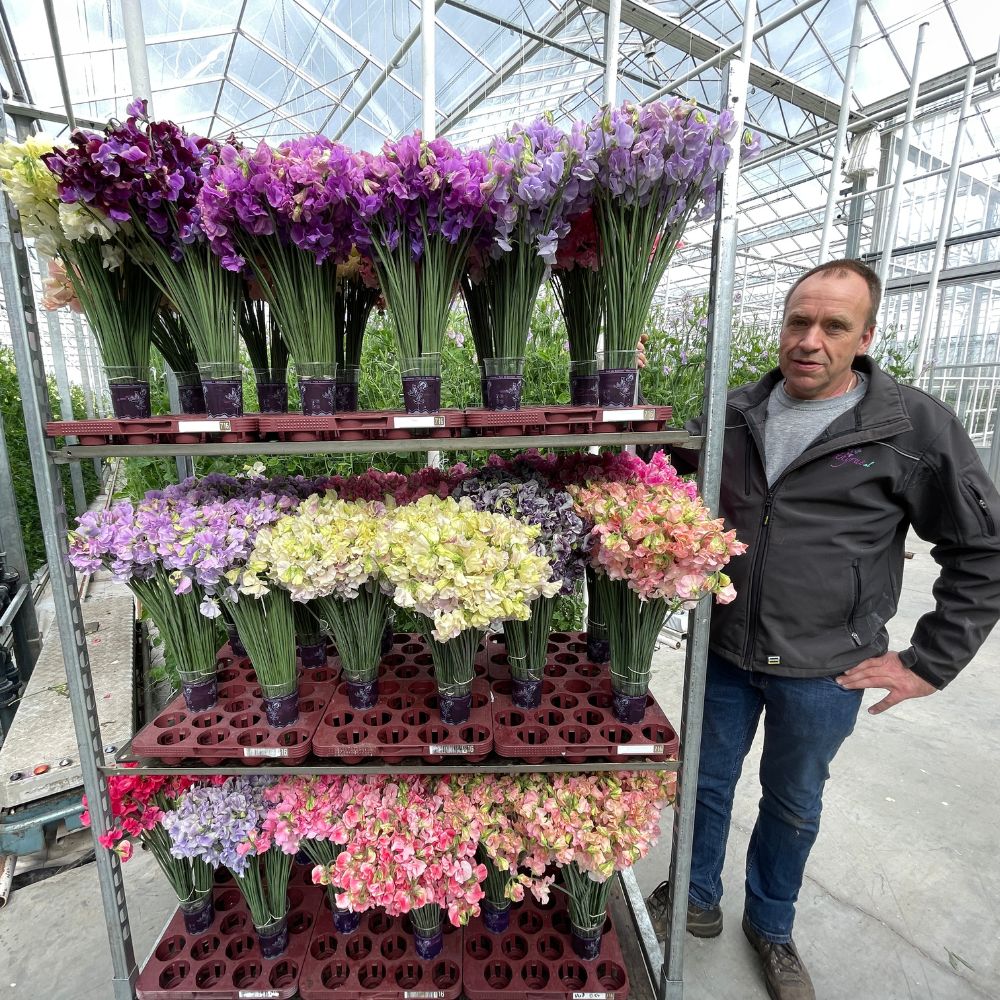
[783,258,882,330]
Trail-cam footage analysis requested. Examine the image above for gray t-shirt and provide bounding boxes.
[764,373,868,486]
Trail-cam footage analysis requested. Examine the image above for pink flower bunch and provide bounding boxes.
[512,771,675,881]
[323,464,470,506]
[571,475,746,604]
[313,776,486,926]
[262,774,356,855]
[554,209,600,272]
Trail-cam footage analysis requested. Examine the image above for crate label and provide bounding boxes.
[601,408,654,422]
[178,419,231,433]
[333,746,376,757]
[238,991,280,999]
[404,992,445,999]
[616,743,664,755]
[242,746,289,758]
[428,743,476,755]
[573,993,614,999]
[393,415,446,429]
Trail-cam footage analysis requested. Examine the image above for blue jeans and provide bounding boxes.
[688,652,863,943]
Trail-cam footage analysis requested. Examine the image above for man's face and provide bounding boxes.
[779,271,875,399]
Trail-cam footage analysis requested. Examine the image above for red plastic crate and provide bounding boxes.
[130,656,335,765]
[258,410,466,442]
[46,416,260,445]
[464,404,672,437]
[136,884,323,1000]
[487,633,678,763]
[462,895,630,1000]
[298,909,463,1000]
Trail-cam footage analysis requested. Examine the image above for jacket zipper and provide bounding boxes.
[741,490,775,666]
[744,439,752,497]
[967,483,996,534]
[848,562,862,646]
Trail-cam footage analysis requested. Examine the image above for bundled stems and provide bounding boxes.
[129,571,222,683]
[152,309,200,374]
[316,586,389,684]
[240,297,289,381]
[460,270,498,363]
[558,860,613,931]
[336,276,380,369]
[503,594,557,681]
[224,590,297,697]
[420,623,482,697]
[478,847,513,907]
[234,849,293,928]
[410,902,443,933]
[597,574,672,696]
[143,817,214,905]
[292,600,324,641]
[62,243,159,370]
[551,266,603,363]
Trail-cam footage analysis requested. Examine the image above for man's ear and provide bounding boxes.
[857,324,876,356]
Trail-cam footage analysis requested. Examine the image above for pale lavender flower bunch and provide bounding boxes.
[163,776,273,876]
[454,473,590,595]
[69,498,165,581]
[148,471,324,506]
[354,133,497,260]
[486,115,581,266]
[199,137,364,271]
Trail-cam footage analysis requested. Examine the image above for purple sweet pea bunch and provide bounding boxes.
[163,776,272,876]
[199,137,364,272]
[147,471,325,507]
[454,472,590,595]
[43,99,216,261]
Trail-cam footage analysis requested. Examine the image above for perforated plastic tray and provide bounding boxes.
[464,405,672,437]
[136,884,323,1000]
[311,641,493,762]
[298,909,464,1000]
[46,415,260,445]
[131,655,335,765]
[487,633,678,763]
[462,895,630,1000]
[258,410,466,442]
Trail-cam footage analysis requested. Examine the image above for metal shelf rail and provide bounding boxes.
[0,16,752,1000]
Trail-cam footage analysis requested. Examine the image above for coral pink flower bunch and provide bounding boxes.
[312,776,486,927]
[571,474,745,604]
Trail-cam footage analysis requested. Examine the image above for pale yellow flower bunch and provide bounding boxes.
[0,135,62,255]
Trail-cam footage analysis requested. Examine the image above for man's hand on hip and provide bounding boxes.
[836,651,937,715]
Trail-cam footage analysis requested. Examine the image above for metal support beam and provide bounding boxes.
[71,313,104,480]
[876,22,929,312]
[0,101,104,132]
[603,0,623,108]
[422,0,436,137]
[40,0,75,129]
[120,0,155,115]
[913,65,979,375]
[661,7,756,996]
[334,0,446,142]
[0,100,137,1000]
[818,0,865,261]
[164,371,195,482]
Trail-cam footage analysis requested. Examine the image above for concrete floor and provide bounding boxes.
[1,534,998,999]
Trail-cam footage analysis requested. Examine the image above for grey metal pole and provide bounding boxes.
[818,0,866,261]
[422,0,436,137]
[120,0,155,115]
[71,313,104,481]
[876,22,929,308]
[660,13,755,998]
[165,369,195,481]
[913,65,977,376]
[43,305,87,515]
[41,0,76,130]
[89,326,109,416]
[0,109,137,999]
[602,0,622,108]
[844,172,868,258]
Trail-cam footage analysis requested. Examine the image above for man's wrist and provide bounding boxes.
[899,646,944,689]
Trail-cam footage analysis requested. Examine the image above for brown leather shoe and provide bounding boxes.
[742,914,816,1000]
[646,880,723,939]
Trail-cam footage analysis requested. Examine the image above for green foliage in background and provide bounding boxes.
[0,346,102,573]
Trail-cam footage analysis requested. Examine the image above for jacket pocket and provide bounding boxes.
[965,481,996,535]
[847,561,863,646]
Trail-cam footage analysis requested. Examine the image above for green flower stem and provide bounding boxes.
[557,860,613,931]
[152,310,200,375]
[410,902,443,933]
[551,267,603,363]
[336,276,380,369]
[240,298,289,381]
[503,594,556,681]
[420,622,482,697]
[316,586,389,685]
[142,822,213,905]
[478,847,513,907]
[233,849,292,928]
[597,574,672,697]
[224,589,297,696]
[292,599,324,642]
[129,571,222,682]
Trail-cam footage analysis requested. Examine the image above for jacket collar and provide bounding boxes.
[729,355,911,432]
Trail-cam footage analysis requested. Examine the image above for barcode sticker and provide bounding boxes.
[601,408,654,422]
[573,993,614,999]
[238,991,280,999]
[615,743,664,755]
[392,415,446,429]
[404,992,445,999]
[178,419,231,433]
[242,747,289,758]
[428,743,476,755]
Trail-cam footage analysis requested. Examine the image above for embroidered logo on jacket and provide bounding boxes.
[831,448,874,469]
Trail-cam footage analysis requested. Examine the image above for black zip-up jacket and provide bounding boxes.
[684,356,1000,688]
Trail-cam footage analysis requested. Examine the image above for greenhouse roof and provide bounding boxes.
[2,1,1000,293]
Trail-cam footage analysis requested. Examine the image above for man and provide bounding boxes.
[647,259,1000,1000]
